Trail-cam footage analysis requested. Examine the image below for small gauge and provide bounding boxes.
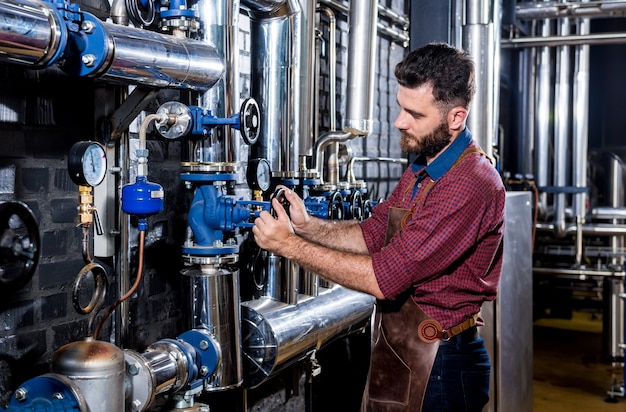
[247,158,272,192]
[68,141,107,187]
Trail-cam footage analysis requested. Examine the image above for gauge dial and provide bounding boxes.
[68,141,107,187]
[247,158,271,192]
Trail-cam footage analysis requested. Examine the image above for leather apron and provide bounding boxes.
[359,207,440,412]
[360,147,486,412]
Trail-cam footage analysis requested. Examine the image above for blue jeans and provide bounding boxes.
[422,329,491,412]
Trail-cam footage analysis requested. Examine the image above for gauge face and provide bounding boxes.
[68,141,107,187]
[247,158,271,192]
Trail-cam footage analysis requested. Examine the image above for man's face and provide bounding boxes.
[394,84,452,158]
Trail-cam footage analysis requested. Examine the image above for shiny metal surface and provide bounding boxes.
[343,0,377,135]
[482,191,533,412]
[124,350,157,412]
[241,285,374,388]
[247,0,302,174]
[0,0,64,67]
[463,0,500,160]
[52,338,125,412]
[102,22,224,90]
[186,265,243,390]
[197,0,239,164]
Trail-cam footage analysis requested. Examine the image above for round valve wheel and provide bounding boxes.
[0,201,40,294]
[240,98,260,145]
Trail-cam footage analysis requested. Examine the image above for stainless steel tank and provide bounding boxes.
[52,337,125,412]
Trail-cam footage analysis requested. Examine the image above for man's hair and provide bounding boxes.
[394,43,476,112]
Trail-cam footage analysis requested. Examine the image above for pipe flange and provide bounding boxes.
[156,102,192,139]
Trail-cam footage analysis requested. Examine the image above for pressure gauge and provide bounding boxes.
[247,158,272,192]
[68,141,107,187]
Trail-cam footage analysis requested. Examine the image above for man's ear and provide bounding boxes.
[447,106,468,131]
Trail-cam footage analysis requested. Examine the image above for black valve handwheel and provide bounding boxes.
[270,187,291,218]
[349,190,364,221]
[0,201,40,294]
[240,98,260,145]
[328,191,344,221]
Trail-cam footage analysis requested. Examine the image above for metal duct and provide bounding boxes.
[343,0,377,136]
[245,0,303,175]
[0,0,224,91]
[241,285,374,388]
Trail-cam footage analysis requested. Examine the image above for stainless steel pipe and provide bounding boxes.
[241,285,374,388]
[0,0,224,91]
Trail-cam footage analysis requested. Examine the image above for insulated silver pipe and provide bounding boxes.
[241,285,374,388]
[102,22,224,90]
[197,0,240,163]
[0,0,224,90]
[572,8,590,221]
[463,0,498,159]
[0,0,65,67]
[186,265,243,390]
[535,16,552,216]
[553,7,571,238]
[343,0,377,136]
[245,0,302,174]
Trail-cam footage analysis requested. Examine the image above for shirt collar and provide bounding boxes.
[410,127,472,181]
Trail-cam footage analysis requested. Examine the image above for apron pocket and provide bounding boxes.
[368,330,411,407]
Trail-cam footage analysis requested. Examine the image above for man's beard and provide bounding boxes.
[400,121,452,158]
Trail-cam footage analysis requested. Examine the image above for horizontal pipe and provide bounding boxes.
[347,156,408,184]
[516,0,626,20]
[102,22,224,90]
[0,0,224,90]
[241,285,374,388]
[536,222,626,236]
[502,32,626,48]
[0,0,66,67]
[533,267,625,278]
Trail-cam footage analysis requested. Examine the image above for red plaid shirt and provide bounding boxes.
[360,131,505,329]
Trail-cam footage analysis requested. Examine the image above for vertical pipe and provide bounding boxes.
[299,1,317,164]
[343,0,377,136]
[553,6,571,237]
[535,13,552,215]
[522,39,537,176]
[607,155,625,365]
[247,0,302,174]
[188,266,243,389]
[463,0,495,159]
[573,3,590,264]
[197,0,240,163]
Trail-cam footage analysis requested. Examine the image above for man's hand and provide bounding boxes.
[252,197,296,256]
[278,187,310,235]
